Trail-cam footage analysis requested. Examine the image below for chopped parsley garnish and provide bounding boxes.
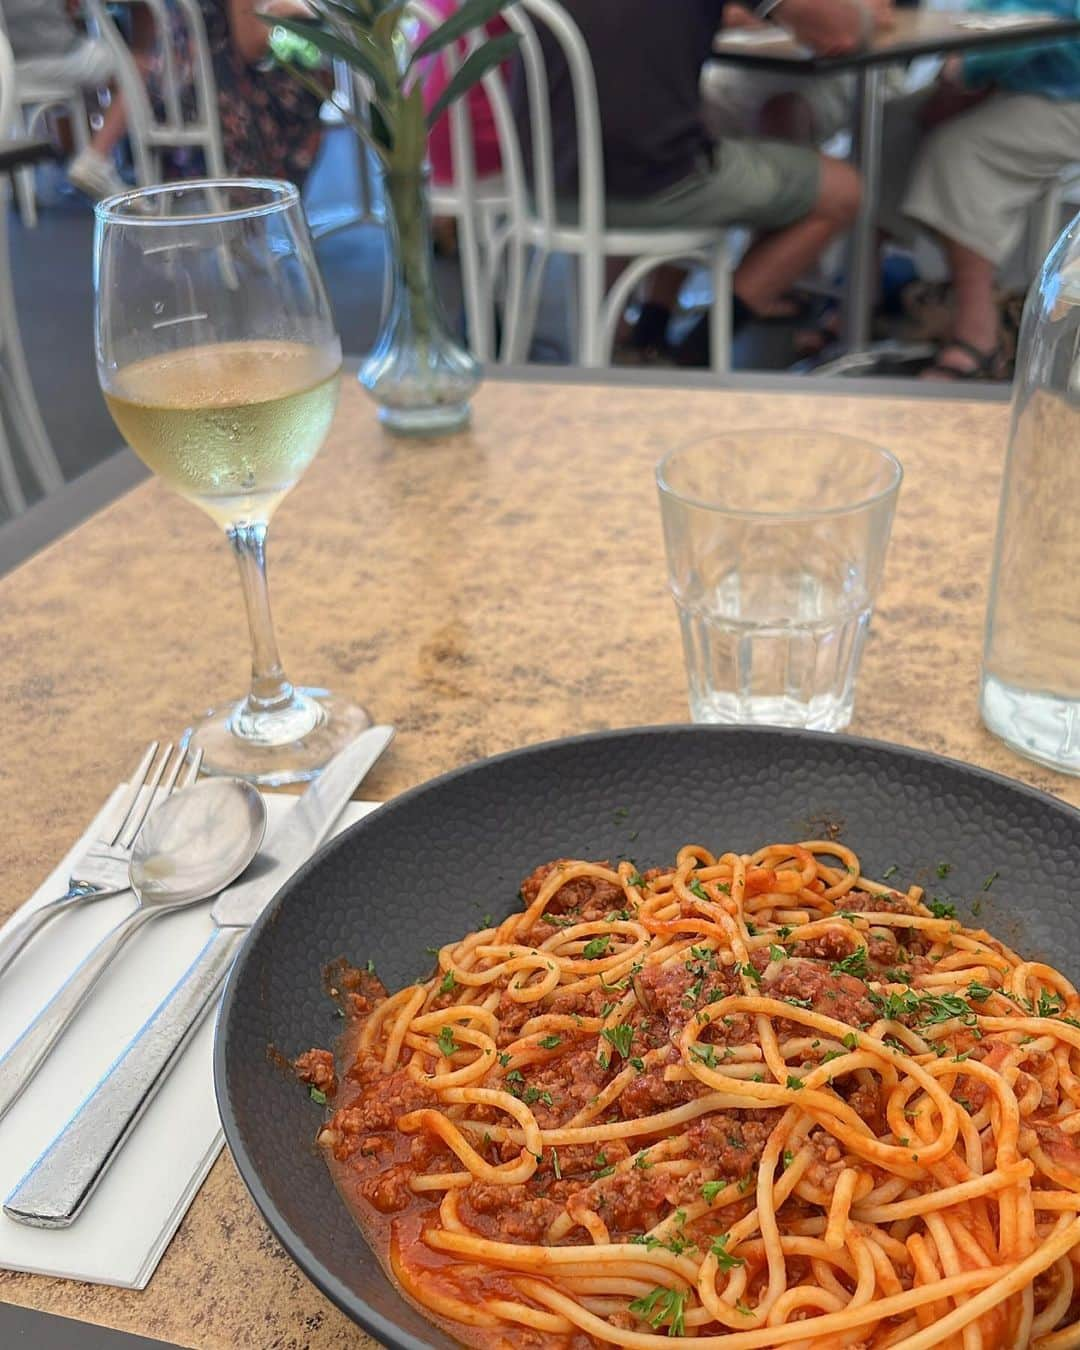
[626,872,645,888]
[739,962,763,986]
[505,1069,524,1086]
[769,944,786,963]
[983,871,1000,891]
[582,936,611,959]
[309,1087,327,1105]
[927,899,956,919]
[538,1034,562,1050]
[628,1287,686,1337]
[602,1024,635,1058]
[629,1057,645,1071]
[497,1052,511,1067]
[710,1234,745,1272]
[439,970,457,995]
[967,981,994,1003]
[543,913,581,927]
[820,1049,845,1064]
[521,1087,554,1107]
[690,1043,718,1069]
[785,1074,804,1090]
[634,1151,653,1170]
[1038,990,1065,1018]
[701,1180,725,1203]
[842,1032,857,1050]
[936,862,952,879]
[784,995,813,1010]
[436,1026,457,1057]
[593,1164,615,1179]
[365,959,376,974]
[782,1150,794,1168]
[882,865,898,879]
[830,947,868,979]
[688,879,709,902]
[777,925,792,939]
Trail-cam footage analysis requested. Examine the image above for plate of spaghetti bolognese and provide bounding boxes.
[215,725,1080,1349]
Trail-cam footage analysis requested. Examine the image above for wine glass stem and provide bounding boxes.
[227,521,295,714]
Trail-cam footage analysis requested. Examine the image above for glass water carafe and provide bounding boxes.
[980,212,1080,774]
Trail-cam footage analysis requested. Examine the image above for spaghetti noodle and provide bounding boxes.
[297,841,1080,1348]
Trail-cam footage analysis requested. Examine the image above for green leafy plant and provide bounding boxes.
[267,0,520,178]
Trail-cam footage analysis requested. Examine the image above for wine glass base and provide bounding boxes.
[189,687,373,787]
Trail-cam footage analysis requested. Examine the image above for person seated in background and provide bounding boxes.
[701,1,857,148]
[880,0,1080,379]
[0,0,125,198]
[525,0,890,364]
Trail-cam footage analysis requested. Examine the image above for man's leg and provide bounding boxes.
[733,155,860,315]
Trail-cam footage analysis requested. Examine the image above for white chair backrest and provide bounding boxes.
[495,0,604,241]
[86,0,225,177]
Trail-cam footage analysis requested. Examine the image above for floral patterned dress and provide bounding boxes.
[151,0,323,186]
[198,0,322,185]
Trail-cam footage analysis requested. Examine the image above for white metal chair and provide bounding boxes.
[0,29,64,515]
[486,0,733,369]
[0,5,96,227]
[1029,166,1080,279]
[86,0,225,186]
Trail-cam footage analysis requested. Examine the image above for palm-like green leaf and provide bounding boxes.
[410,0,513,63]
[266,14,394,100]
[279,58,391,166]
[425,30,518,129]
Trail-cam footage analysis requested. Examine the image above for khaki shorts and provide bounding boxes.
[880,89,1080,266]
[15,39,114,94]
[605,140,822,232]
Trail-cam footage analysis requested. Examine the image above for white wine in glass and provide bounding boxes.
[95,180,371,784]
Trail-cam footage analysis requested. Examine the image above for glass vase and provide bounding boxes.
[359,168,480,435]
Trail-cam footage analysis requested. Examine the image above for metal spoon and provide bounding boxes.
[0,778,266,1122]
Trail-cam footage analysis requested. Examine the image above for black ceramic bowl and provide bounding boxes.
[214,725,1080,1349]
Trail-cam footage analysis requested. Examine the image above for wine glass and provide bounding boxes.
[94,178,371,785]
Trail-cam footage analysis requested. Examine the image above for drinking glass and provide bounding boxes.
[656,431,902,731]
[94,179,371,785]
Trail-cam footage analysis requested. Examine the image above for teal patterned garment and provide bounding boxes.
[961,0,1080,97]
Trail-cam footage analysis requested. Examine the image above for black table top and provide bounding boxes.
[0,137,58,173]
[711,7,1080,73]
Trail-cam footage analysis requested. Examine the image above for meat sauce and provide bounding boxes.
[293,868,927,1347]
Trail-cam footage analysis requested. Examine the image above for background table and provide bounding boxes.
[712,8,1080,350]
[0,373,1076,1348]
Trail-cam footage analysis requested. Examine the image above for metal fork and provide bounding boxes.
[0,742,203,979]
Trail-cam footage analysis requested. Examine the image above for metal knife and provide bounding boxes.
[4,724,394,1229]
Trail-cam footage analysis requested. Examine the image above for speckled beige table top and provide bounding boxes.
[0,376,1072,1348]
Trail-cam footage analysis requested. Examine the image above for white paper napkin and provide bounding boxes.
[0,788,379,1289]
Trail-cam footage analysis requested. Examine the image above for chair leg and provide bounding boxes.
[0,398,27,519]
[14,166,37,229]
[456,208,491,363]
[0,202,62,494]
[578,252,604,367]
[709,243,732,374]
[13,105,37,228]
[508,248,548,364]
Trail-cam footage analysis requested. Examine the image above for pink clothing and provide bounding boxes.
[419,2,506,185]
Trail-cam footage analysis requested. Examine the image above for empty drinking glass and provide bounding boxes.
[656,431,902,731]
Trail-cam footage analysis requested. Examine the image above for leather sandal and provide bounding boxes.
[923,338,1006,381]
